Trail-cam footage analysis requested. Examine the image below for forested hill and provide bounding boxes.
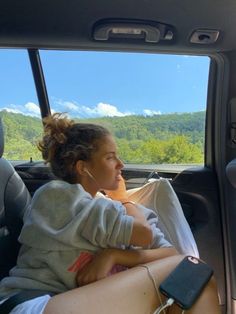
[0,110,205,163]
[84,111,205,143]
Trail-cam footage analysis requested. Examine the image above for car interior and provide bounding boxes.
[1,1,236,313]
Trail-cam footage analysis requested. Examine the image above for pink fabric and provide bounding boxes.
[68,252,94,272]
[68,251,127,275]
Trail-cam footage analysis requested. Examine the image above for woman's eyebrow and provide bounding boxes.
[104,151,116,155]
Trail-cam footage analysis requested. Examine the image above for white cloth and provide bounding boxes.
[127,178,199,257]
[10,295,51,314]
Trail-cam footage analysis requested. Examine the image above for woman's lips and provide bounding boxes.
[116,174,122,180]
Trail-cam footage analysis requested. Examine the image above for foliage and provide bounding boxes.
[0,111,43,161]
[0,110,205,164]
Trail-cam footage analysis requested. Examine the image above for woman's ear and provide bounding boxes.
[75,160,86,176]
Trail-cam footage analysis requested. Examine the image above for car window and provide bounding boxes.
[0,49,43,161]
[40,50,210,170]
[0,49,210,167]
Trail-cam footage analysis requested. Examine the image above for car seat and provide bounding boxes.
[0,117,31,279]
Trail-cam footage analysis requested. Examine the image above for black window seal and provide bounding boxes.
[28,49,51,119]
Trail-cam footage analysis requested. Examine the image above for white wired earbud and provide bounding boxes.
[84,168,94,179]
[84,168,100,189]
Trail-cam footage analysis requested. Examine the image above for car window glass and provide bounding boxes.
[0,49,42,161]
[0,49,210,167]
[40,50,210,170]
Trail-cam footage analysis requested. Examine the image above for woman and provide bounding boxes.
[0,113,220,313]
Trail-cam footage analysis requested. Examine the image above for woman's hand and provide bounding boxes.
[76,249,117,287]
[104,175,128,202]
[76,247,178,287]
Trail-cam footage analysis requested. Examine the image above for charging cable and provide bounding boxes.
[153,298,174,314]
[139,265,166,313]
[139,265,185,314]
[153,298,185,314]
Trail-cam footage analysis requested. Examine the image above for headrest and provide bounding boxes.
[0,118,4,158]
[226,159,236,189]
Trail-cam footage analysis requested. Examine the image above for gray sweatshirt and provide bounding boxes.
[0,180,171,298]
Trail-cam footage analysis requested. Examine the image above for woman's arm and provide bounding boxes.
[110,246,178,267]
[76,247,178,286]
[104,176,147,221]
[104,176,154,247]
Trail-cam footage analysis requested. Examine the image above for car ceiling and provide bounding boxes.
[0,0,236,54]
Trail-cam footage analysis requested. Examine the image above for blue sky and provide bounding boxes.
[0,49,210,118]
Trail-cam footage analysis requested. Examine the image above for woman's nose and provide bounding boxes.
[117,157,124,169]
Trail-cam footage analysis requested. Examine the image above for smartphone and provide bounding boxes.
[159,256,213,310]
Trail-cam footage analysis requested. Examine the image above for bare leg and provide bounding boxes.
[176,276,220,314]
[43,255,220,314]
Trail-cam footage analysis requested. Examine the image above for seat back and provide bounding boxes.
[0,118,31,279]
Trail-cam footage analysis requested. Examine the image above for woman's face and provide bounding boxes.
[83,135,124,194]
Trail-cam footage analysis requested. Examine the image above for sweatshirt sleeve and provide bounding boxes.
[80,198,134,248]
[136,204,173,248]
[19,182,134,250]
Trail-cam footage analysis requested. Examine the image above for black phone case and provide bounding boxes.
[159,256,213,310]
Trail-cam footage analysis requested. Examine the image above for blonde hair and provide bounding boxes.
[38,113,110,183]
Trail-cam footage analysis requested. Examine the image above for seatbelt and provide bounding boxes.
[0,289,56,314]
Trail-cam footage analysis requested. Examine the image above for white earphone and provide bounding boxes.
[84,168,94,179]
[84,168,100,189]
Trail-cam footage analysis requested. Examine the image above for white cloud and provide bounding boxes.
[1,99,161,119]
[1,107,23,114]
[143,109,161,116]
[62,101,79,111]
[53,99,133,118]
[84,102,132,117]
[0,102,41,117]
[25,102,40,115]
[53,99,79,112]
